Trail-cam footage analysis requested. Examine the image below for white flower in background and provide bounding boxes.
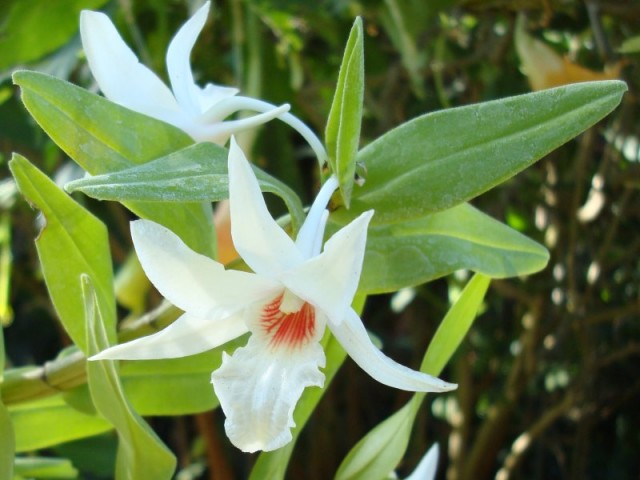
[405,444,439,480]
[80,1,326,160]
[91,139,455,452]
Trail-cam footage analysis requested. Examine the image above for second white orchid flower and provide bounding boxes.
[80,2,326,160]
[91,139,455,452]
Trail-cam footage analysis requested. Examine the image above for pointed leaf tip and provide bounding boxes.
[325,16,365,208]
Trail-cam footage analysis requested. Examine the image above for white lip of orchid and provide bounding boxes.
[80,1,327,162]
[90,138,456,452]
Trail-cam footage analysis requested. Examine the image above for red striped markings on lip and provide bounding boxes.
[261,292,316,349]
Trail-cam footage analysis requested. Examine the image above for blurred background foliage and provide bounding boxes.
[1,0,640,479]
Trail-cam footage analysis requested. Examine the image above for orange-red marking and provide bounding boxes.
[261,293,316,349]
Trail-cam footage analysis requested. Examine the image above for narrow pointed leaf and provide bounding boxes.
[12,70,215,257]
[9,154,115,353]
[420,274,491,376]
[65,142,306,232]
[0,326,14,479]
[336,274,490,480]
[333,202,548,294]
[13,457,78,479]
[83,276,176,480]
[325,17,364,207]
[332,80,627,225]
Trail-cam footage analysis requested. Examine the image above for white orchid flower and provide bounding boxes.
[80,2,326,160]
[91,139,455,452]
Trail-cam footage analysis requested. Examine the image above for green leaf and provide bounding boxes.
[1,326,14,479]
[0,0,108,72]
[335,401,416,480]
[332,81,627,225]
[9,154,115,353]
[350,202,548,294]
[13,457,78,479]
[325,17,364,207]
[0,214,13,326]
[10,395,111,452]
[335,274,490,480]
[83,276,176,480]
[420,274,491,375]
[65,143,306,232]
[618,35,640,54]
[12,70,215,257]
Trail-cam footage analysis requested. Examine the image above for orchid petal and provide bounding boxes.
[211,335,325,452]
[191,104,290,144]
[284,210,373,324]
[406,444,439,480]
[80,10,179,121]
[165,1,210,115]
[294,176,338,257]
[196,82,240,113]
[91,310,247,360]
[203,96,328,162]
[330,309,457,392]
[131,220,279,315]
[228,138,303,275]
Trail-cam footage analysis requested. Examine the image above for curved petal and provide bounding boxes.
[283,210,374,325]
[211,335,325,452]
[191,104,290,144]
[165,1,209,114]
[406,444,439,480]
[294,176,338,257]
[228,138,303,276]
[80,10,179,120]
[202,96,328,163]
[131,220,279,315]
[194,82,240,114]
[90,310,247,360]
[329,308,457,392]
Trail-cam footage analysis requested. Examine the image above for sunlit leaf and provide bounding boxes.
[618,35,640,54]
[0,0,108,72]
[334,202,548,294]
[0,215,13,326]
[9,154,115,352]
[10,395,111,452]
[336,274,490,480]
[1,325,14,479]
[325,17,364,207]
[65,143,306,232]
[83,276,176,480]
[332,81,627,226]
[12,70,215,257]
[13,457,78,479]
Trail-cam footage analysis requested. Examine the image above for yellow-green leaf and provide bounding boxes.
[83,276,176,480]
